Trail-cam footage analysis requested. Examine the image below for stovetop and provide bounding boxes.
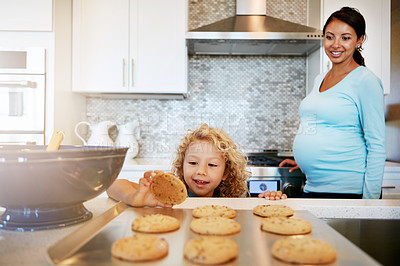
[246,149,293,167]
[247,156,282,166]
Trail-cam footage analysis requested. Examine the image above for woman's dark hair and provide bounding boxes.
[323,7,366,66]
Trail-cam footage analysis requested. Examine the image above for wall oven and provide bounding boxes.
[0,47,46,145]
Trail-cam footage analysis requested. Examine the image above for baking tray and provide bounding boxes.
[56,208,380,265]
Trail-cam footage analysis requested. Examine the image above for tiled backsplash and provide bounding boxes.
[87,55,306,158]
[86,0,308,158]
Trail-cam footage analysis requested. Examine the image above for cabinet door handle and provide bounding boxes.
[122,59,126,87]
[382,186,396,189]
[131,59,134,87]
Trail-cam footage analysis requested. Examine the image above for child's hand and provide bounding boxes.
[258,190,287,200]
[106,171,172,208]
[131,171,172,208]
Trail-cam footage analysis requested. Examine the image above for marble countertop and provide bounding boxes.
[1,197,399,265]
[174,197,400,219]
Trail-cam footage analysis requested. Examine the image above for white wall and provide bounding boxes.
[54,0,86,145]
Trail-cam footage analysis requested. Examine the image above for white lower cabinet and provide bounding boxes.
[382,171,400,199]
[72,0,187,94]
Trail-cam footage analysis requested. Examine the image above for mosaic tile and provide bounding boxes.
[87,55,306,158]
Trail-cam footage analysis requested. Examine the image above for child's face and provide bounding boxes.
[183,140,227,197]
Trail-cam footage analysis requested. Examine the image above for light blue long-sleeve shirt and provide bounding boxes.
[293,66,386,199]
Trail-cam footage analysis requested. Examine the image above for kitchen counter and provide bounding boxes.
[176,198,400,219]
[0,197,399,265]
[121,158,400,176]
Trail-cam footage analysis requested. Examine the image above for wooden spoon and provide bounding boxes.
[46,130,65,151]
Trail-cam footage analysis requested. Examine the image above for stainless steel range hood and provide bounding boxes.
[186,0,323,56]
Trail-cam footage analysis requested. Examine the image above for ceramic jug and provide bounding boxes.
[74,121,115,146]
[115,120,140,158]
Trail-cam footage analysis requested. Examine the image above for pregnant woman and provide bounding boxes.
[280,7,386,199]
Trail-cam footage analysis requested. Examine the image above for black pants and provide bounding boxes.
[302,192,363,199]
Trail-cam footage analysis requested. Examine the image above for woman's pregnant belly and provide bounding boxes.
[293,126,367,176]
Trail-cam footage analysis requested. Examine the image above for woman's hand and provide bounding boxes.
[258,190,287,200]
[279,159,300,173]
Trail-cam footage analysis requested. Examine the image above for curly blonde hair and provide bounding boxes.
[171,123,251,197]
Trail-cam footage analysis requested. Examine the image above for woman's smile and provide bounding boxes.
[330,51,343,58]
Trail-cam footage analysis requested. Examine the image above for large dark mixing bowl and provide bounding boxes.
[0,145,127,231]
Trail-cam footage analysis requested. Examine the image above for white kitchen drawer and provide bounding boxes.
[381,163,400,199]
[382,179,400,199]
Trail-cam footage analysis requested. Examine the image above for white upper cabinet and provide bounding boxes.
[321,0,390,94]
[0,0,53,31]
[72,0,187,94]
[130,0,187,94]
[72,0,129,93]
